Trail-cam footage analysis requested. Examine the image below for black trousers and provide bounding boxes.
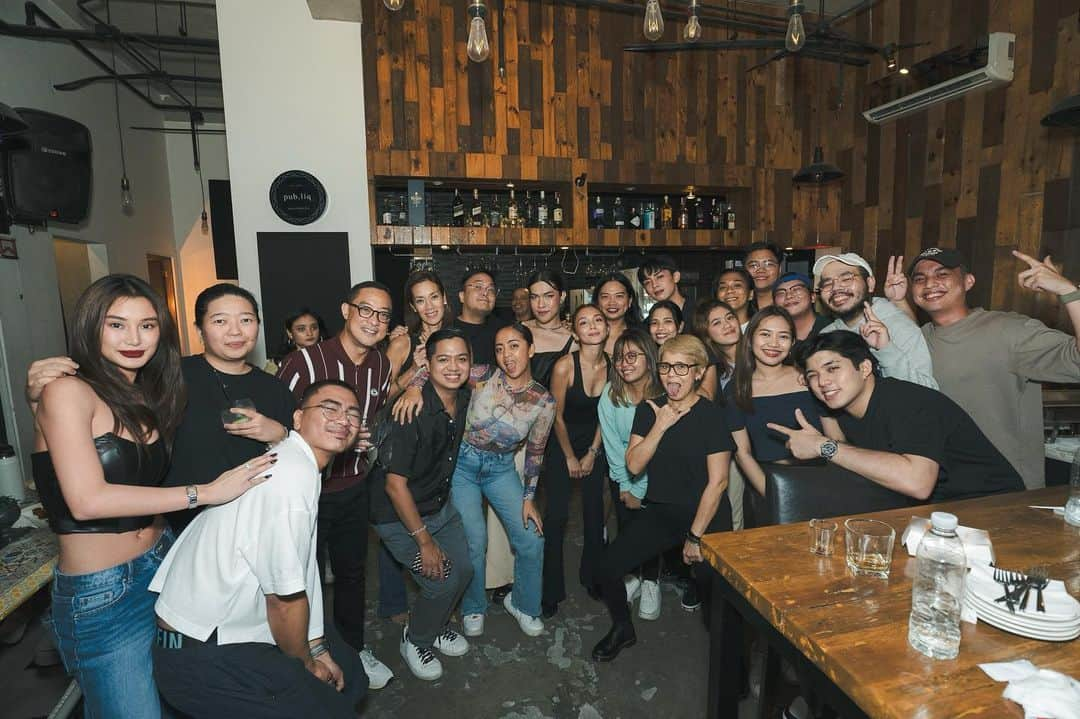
[153,623,366,718]
[610,485,661,581]
[317,481,370,651]
[598,499,731,624]
[541,446,607,607]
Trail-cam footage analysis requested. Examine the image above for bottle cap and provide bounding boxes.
[930,511,958,532]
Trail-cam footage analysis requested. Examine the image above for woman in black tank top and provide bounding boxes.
[540,304,611,618]
[523,270,574,389]
[30,275,273,718]
[387,270,454,399]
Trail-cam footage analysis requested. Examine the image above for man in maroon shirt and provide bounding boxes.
[277,280,397,689]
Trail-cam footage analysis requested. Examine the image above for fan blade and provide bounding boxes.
[55,72,221,92]
[747,49,789,71]
[624,39,787,52]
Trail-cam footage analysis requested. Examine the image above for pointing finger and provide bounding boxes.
[1012,249,1041,269]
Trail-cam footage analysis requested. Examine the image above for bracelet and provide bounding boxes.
[588,446,603,457]
[686,530,702,545]
[1060,288,1080,305]
[185,485,198,510]
[408,524,428,538]
[309,641,329,660]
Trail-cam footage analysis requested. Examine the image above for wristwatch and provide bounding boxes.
[819,440,839,462]
[185,484,198,509]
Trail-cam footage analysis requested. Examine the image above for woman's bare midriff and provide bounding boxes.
[57,516,166,575]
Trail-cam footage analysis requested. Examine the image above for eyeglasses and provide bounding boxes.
[746,260,779,272]
[347,302,392,324]
[466,283,499,298]
[817,272,859,294]
[615,351,643,365]
[302,401,365,427]
[774,286,809,301]
[657,362,698,376]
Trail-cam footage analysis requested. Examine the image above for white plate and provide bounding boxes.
[965,592,1080,631]
[966,564,1080,622]
[964,599,1080,641]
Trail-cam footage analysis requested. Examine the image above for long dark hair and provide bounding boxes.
[526,269,567,322]
[403,270,453,335]
[592,273,642,327]
[608,329,663,408]
[713,267,756,318]
[694,298,739,382]
[272,307,326,361]
[734,306,795,413]
[69,274,186,446]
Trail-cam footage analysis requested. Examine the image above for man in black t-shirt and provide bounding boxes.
[772,331,1023,502]
[451,269,507,366]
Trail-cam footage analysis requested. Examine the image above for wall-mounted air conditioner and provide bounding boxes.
[863,32,1015,125]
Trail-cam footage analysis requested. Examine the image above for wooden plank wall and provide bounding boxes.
[826,0,1080,329]
[361,0,840,247]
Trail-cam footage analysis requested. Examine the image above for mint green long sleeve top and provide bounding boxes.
[597,382,648,500]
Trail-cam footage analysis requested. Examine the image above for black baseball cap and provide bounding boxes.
[907,248,968,276]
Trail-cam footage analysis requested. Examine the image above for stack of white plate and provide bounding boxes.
[963,562,1080,641]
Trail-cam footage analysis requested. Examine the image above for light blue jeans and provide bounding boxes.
[50,529,173,719]
[451,443,544,618]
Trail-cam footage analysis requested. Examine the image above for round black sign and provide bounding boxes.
[269,170,327,225]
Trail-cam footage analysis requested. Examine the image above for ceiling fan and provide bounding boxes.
[623,0,925,71]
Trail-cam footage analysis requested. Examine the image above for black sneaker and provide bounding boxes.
[491,584,513,603]
[681,581,701,612]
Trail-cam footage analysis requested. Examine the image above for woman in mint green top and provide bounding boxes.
[597,328,666,618]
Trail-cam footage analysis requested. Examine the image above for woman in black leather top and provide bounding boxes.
[32,275,273,719]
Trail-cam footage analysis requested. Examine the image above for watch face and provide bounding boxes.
[821,440,838,460]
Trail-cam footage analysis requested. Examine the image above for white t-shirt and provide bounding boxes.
[150,431,324,645]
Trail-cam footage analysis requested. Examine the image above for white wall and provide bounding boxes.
[215,0,373,364]
[0,0,176,475]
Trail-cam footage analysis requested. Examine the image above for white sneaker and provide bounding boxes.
[502,592,544,637]
[359,648,394,689]
[624,576,642,604]
[433,626,469,656]
[399,628,443,681]
[638,579,661,620]
[462,613,485,637]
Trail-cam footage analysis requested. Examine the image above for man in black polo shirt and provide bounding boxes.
[452,268,506,365]
[770,331,1023,502]
[369,328,474,681]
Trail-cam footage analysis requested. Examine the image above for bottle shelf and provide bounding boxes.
[373,225,574,247]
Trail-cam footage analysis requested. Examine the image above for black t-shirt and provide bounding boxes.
[791,314,833,362]
[164,355,297,531]
[837,377,1024,502]
[369,383,470,525]
[631,396,735,506]
[451,315,507,366]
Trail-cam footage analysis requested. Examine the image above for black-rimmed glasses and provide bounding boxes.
[657,362,698,376]
[346,302,392,324]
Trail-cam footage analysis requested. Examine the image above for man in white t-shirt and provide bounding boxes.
[150,380,367,717]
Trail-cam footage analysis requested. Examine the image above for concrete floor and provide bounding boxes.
[0,488,762,719]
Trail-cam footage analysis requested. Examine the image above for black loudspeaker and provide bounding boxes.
[208,179,237,280]
[1,109,92,225]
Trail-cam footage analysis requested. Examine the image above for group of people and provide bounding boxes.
[22,238,1080,717]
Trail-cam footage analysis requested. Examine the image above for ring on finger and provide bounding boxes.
[244,462,252,470]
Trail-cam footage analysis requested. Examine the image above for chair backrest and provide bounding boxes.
[759,462,923,526]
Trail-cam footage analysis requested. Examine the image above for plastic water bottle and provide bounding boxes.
[1065,447,1080,527]
[908,512,966,660]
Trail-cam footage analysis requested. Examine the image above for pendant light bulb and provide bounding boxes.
[200,209,209,234]
[382,0,404,10]
[785,1,806,52]
[120,175,134,213]
[643,0,664,42]
[684,3,702,42]
[467,1,490,63]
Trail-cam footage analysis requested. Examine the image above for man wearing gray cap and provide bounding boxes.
[887,247,1080,489]
[813,252,938,389]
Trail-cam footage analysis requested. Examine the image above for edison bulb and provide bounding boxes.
[785,10,805,52]
[382,0,404,10]
[467,16,490,62]
[120,176,134,213]
[643,0,664,41]
[684,14,702,41]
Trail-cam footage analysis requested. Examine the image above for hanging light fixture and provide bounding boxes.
[643,0,664,42]
[793,146,844,184]
[383,0,404,10]
[106,0,133,214]
[785,0,806,53]
[467,0,490,63]
[683,0,702,42]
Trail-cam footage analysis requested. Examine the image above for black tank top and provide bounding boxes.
[561,351,608,454]
[530,335,574,390]
[33,433,168,534]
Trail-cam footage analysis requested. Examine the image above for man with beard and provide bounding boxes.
[813,253,937,389]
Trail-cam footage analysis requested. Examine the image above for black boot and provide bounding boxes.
[591,621,637,662]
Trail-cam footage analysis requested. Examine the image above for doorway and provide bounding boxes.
[52,238,108,349]
[147,254,180,329]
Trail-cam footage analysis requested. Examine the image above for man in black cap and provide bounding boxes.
[885,247,1080,489]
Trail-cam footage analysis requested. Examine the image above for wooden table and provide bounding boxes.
[702,487,1080,719]
[0,528,58,621]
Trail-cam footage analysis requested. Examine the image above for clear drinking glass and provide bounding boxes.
[844,518,896,578]
[808,519,837,556]
[220,397,256,426]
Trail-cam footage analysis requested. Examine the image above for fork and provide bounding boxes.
[1028,565,1049,613]
[993,568,1022,612]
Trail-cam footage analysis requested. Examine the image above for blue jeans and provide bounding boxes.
[50,529,174,719]
[451,443,544,617]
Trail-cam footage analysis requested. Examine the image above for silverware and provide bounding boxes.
[1029,565,1049,613]
[993,567,1024,613]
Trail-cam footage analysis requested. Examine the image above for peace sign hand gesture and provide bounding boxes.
[884,255,909,302]
[859,304,891,350]
[647,399,689,433]
[1013,250,1077,296]
[767,409,829,461]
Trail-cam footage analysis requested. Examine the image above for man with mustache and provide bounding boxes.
[813,253,938,389]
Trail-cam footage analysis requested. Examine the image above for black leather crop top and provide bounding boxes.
[32,433,168,534]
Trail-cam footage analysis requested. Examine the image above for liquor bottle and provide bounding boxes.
[725,203,737,230]
[523,191,535,228]
[711,198,723,229]
[660,195,673,229]
[470,189,484,227]
[489,195,502,228]
[552,192,564,227]
[381,196,394,225]
[397,194,408,226]
[678,196,689,229]
[613,196,627,228]
[451,189,466,227]
[592,195,606,228]
[507,189,520,227]
[695,196,709,229]
[642,202,655,230]
[629,203,642,229]
[537,190,549,227]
